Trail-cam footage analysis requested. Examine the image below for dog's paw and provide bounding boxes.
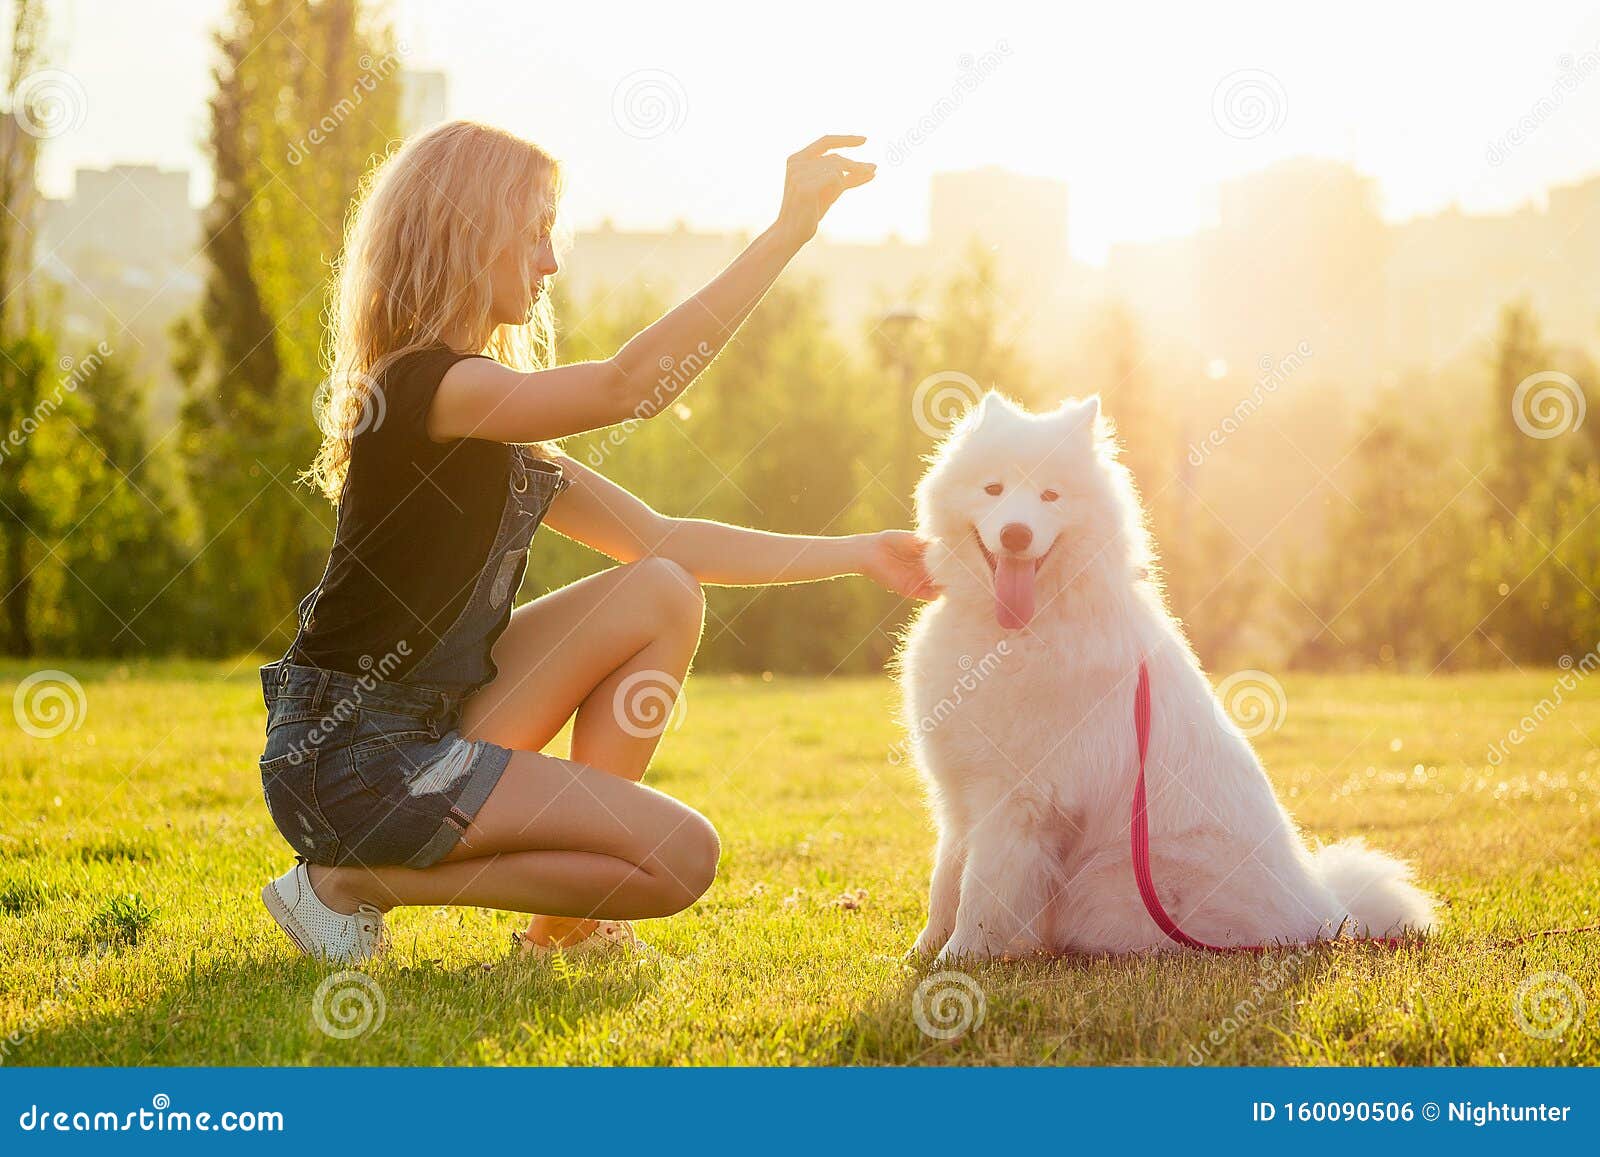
[910,925,951,959]
[934,934,995,966]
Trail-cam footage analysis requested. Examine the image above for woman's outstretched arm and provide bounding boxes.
[428,135,874,445]
[544,456,937,600]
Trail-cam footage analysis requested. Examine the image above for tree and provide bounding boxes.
[927,241,1031,401]
[1,331,154,656]
[549,278,896,672]
[53,351,195,655]
[0,0,45,654]
[0,330,52,655]
[0,0,44,342]
[1481,465,1600,664]
[1486,302,1553,514]
[1080,305,1167,490]
[176,0,401,654]
[1290,401,1486,669]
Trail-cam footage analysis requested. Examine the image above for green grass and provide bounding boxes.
[1,660,1597,1065]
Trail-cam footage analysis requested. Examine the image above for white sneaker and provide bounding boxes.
[512,920,655,960]
[262,862,387,964]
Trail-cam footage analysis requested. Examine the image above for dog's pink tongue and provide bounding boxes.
[994,555,1036,629]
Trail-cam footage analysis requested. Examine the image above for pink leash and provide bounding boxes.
[1129,660,1408,954]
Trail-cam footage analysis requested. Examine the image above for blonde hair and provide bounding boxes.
[304,120,565,502]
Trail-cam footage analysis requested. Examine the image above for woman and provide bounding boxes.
[259,120,936,963]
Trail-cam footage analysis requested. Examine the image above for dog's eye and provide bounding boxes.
[984,483,1003,496]
[1041,489,1060,502]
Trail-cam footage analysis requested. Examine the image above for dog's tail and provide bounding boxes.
[1311,839,1436,936]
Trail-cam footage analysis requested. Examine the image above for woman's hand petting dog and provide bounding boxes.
[861,530,940,601]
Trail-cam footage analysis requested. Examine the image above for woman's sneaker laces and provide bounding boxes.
[262,862,388,965]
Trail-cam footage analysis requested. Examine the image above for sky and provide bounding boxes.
[27,0,1600,263]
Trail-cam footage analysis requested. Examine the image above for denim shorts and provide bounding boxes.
[258,662,513,869]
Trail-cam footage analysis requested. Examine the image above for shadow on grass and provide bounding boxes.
[26,947,666,1066]
[827,947,1350,1067]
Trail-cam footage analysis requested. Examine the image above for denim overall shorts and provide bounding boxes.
[257,449,569,869]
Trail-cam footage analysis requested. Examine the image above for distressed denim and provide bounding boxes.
[258,449,568,868]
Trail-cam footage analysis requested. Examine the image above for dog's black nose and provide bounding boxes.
[1000,522,1033,552]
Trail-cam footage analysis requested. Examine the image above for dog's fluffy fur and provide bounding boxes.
[899,392,1434,961]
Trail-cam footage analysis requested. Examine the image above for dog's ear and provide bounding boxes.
[1079,394,1102,429]
[957,391,1002,435]
[1051,395,1100,440]
[972,390,1025,427]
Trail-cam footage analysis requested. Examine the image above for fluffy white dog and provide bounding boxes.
[899,391,1434,962]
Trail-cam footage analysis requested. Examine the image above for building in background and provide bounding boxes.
[1106,161,1600,384]
[44,164,197,279]
[1206,158,1388,380]
[25,134,1600,427]
[562,166,1071,355]
[29,65,453,425]
[36,164,202,420]
[1383,173,1600,368]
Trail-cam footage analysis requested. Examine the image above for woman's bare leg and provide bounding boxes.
[457,557,705,945]
[314,558,708,943]
[309,748,719,920]
[461,556,705,777]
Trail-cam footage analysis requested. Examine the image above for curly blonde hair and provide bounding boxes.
[304,120,565,502]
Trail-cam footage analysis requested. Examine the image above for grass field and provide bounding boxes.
[1,659,1596,1066]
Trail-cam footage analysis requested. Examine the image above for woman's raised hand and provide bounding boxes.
[774,135,875,246]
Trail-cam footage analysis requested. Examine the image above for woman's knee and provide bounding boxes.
[624,556,704,627]
[644,808,720,915]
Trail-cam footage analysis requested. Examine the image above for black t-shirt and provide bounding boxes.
[293,346,514,678]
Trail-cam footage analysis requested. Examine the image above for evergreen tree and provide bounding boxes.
[1291,401,1486,669]
[176,0,401,655]
[0,331,142,656]
[927,242,1031,402]
[0,0,44,342]
[1486,302,1553,513]
[0,0,46,654]
[55,351,195,655]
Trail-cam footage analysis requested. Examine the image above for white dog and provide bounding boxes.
[899,391,1434,961]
